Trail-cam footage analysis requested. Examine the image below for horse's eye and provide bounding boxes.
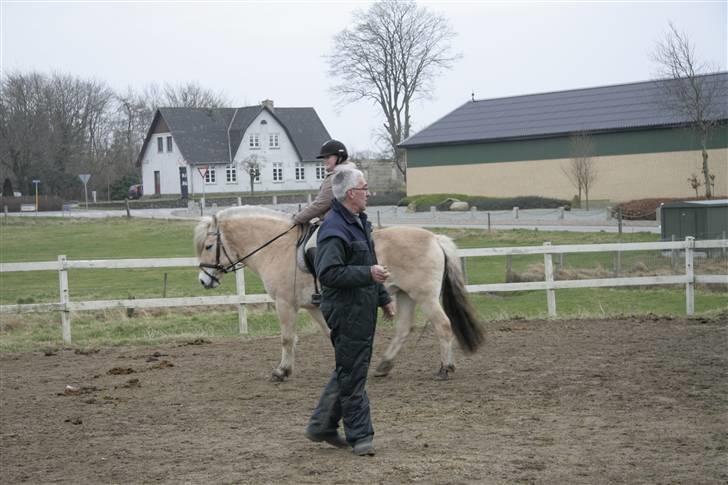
[205,244,213,251]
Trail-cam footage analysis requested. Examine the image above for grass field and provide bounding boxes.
[1,216,726,351]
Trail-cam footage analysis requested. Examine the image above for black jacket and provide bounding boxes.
[316,199,391,340]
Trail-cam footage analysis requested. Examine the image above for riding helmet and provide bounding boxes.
[316,139,348,163]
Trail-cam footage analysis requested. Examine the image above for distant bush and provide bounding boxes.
[369,190,406,206]
[398,193,571,212]
[0,196,64,212]
[614,195,727,221]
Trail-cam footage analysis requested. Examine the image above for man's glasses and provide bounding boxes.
[350,186,369,192]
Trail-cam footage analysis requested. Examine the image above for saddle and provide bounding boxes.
[295,222,321,305]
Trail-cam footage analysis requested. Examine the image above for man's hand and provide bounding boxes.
[370,264,390,283]
[382,301,396,320]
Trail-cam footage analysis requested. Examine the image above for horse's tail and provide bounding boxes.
[436,234,485,354]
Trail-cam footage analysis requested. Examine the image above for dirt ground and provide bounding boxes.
[1,314,726,485]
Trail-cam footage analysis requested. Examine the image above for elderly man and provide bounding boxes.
[304,168,395,456]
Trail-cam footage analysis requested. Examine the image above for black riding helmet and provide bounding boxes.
[316,139,348,163]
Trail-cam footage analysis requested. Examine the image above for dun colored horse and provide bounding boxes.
[195,206,484,381]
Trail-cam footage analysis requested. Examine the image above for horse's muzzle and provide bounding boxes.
[198,269,220,289]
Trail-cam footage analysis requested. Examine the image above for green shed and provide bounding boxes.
[660,199,728,240]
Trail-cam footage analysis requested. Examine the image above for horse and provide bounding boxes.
[195,206,484,381]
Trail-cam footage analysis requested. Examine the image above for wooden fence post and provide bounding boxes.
[685,236,695,315]
[235,265,248,334]
[544,242,556,318]
[58,255,71,344]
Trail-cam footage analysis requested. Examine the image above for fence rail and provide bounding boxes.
[1,237,726,344]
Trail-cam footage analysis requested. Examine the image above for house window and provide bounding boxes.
[272,162,283,182]
[295,162,305,181]
[315,162,326,181]
[249,134,260,149]
[157,137,164,153]
[269,133,279,149]
[225,164,237,183]
[204,168,216,184]
[166,136,173,152]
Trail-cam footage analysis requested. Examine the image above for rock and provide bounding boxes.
[449,201,469,211]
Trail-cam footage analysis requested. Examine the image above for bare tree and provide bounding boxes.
[239,154,265,194]
[562,132,598,210]
[328,0,460,181]
[652,22,726,198]
[161,81,230,108]
[0,71,114,198]
[687,173,702,198]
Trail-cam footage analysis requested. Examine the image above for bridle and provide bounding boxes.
[198,224,297,286]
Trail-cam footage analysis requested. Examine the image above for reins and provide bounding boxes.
[199,224,297,283]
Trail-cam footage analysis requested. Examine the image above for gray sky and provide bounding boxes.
[2,1,726,155]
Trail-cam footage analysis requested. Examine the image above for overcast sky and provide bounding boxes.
[2,1,726,155]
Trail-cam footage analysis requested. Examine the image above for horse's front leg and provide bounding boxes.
[272,299,298,382]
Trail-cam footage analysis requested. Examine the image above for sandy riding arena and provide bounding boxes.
[1,314,726,484]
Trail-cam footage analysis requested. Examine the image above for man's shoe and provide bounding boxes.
[305,429,349,449]
[352,437,376,456]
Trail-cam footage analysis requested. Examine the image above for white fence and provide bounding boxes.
[1,237,726,344]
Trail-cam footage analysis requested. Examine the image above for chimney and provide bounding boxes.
[261,99,274,111]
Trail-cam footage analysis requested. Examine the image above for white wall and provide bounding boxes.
[140,133,187,196]
[232,110,323,193]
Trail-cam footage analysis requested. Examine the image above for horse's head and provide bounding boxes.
[195,215,229,289]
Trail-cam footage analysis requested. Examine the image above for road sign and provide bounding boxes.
[32,179,40,184]
[79,174,91,209]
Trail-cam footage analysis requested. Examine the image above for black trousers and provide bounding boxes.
[308,332,374,444]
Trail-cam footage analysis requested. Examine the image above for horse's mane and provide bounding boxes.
[216,205,290,223]
[193,206,291,256]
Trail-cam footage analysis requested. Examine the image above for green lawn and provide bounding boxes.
[1,217,725,351]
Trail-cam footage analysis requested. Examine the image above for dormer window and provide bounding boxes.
[260,120,268,125]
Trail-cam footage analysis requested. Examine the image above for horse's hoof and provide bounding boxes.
[434,365,451,381]
[374,360,394,377]
[271,368,289,382]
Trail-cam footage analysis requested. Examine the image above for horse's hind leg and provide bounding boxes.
[272,299,298,381]
[375,292,416,377]
[420,300,455,380]
[305,307,330,338]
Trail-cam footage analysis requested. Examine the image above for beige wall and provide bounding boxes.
[407,148,728,202]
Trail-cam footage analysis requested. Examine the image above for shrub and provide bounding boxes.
[613,195,727,220]
[0,196,64,212]
[398,193,571,212]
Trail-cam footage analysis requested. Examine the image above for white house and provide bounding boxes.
[137,100,332,197]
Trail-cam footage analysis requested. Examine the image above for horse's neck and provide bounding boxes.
[221,217,293,270]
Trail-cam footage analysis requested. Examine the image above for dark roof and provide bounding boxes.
[137,105,330,165]
[400,72,728,148]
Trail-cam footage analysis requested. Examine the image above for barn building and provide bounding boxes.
[137,100,331,197]
[399,73,728,203]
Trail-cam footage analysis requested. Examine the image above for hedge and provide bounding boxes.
[398,194,571,212]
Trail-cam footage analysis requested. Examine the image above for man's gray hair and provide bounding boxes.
[332,168,364,201]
